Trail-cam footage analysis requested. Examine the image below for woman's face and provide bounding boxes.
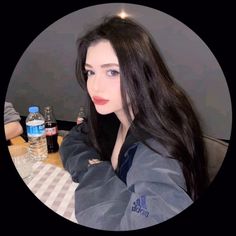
[86,40,123,115]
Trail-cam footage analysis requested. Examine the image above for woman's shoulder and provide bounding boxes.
[121,137,182,174]
[127,138,186,189]
[134,138,182,171]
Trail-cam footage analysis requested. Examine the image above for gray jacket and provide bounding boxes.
[4,102,21,124]
[59,124,193,231]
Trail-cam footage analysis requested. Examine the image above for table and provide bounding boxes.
[9,135,63,168]
[8,135,78,224]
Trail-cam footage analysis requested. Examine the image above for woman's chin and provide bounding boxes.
[95,107,112,115]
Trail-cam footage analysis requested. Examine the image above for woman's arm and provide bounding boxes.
[5,121,23,140]
[59,123,100,182]
[74,142,193,230]
[4,102,23,140]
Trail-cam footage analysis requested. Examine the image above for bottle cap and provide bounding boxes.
[29,106,39,113]
[44,106,52,112]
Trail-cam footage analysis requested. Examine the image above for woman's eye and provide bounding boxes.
[85,70,94,77]
[107,70,120,77]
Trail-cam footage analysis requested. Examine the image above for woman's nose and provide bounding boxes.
[91,73,103,92]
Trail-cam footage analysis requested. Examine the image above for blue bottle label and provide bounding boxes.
[26,120,45,137]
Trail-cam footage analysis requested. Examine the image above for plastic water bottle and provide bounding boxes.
[26,106,48,161]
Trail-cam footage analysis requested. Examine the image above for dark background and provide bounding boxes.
[5,3,232,141]
[0,1,235,235]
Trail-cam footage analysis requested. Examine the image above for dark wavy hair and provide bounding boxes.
[75,16,209,200]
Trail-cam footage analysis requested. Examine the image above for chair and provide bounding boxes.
[203,135,229,183]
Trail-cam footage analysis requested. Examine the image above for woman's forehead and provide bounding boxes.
[86,40,119,66]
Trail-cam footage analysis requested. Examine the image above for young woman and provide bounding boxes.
[59,16,209,231]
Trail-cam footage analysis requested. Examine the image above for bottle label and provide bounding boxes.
[45,127,58,136]
[26,120,45,137]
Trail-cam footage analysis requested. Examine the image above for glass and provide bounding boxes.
[9,145,33,184]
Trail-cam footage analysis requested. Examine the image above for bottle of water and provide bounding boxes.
[26,106,48,161]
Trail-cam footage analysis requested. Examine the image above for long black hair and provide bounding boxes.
[75,16,209,200]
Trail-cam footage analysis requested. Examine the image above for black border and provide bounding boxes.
[1,1,235,235]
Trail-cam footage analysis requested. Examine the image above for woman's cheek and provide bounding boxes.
[87,80,92,97]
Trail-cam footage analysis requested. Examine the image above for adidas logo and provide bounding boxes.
[131,196,149,217]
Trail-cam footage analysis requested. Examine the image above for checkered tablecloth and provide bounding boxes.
[27,161,79,223]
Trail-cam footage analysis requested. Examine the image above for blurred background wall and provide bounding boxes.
[5,3,232,140]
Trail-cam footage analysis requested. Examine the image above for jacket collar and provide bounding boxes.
[117,124,152,167]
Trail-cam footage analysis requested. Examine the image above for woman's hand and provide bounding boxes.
[77,117,84,125]
[88,158,102,166]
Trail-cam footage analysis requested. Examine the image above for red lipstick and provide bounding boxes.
[92,96,109,105]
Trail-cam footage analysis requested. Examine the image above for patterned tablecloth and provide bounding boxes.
[27,161,79,223]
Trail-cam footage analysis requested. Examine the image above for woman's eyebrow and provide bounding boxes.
[101,63,119,68]
[85,63,92,68]
[85,63,119,68]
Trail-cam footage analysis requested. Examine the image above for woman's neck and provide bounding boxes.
[115,106,134,141]
[119,123,129,143]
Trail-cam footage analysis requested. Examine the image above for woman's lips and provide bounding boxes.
[92,96,109,105]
